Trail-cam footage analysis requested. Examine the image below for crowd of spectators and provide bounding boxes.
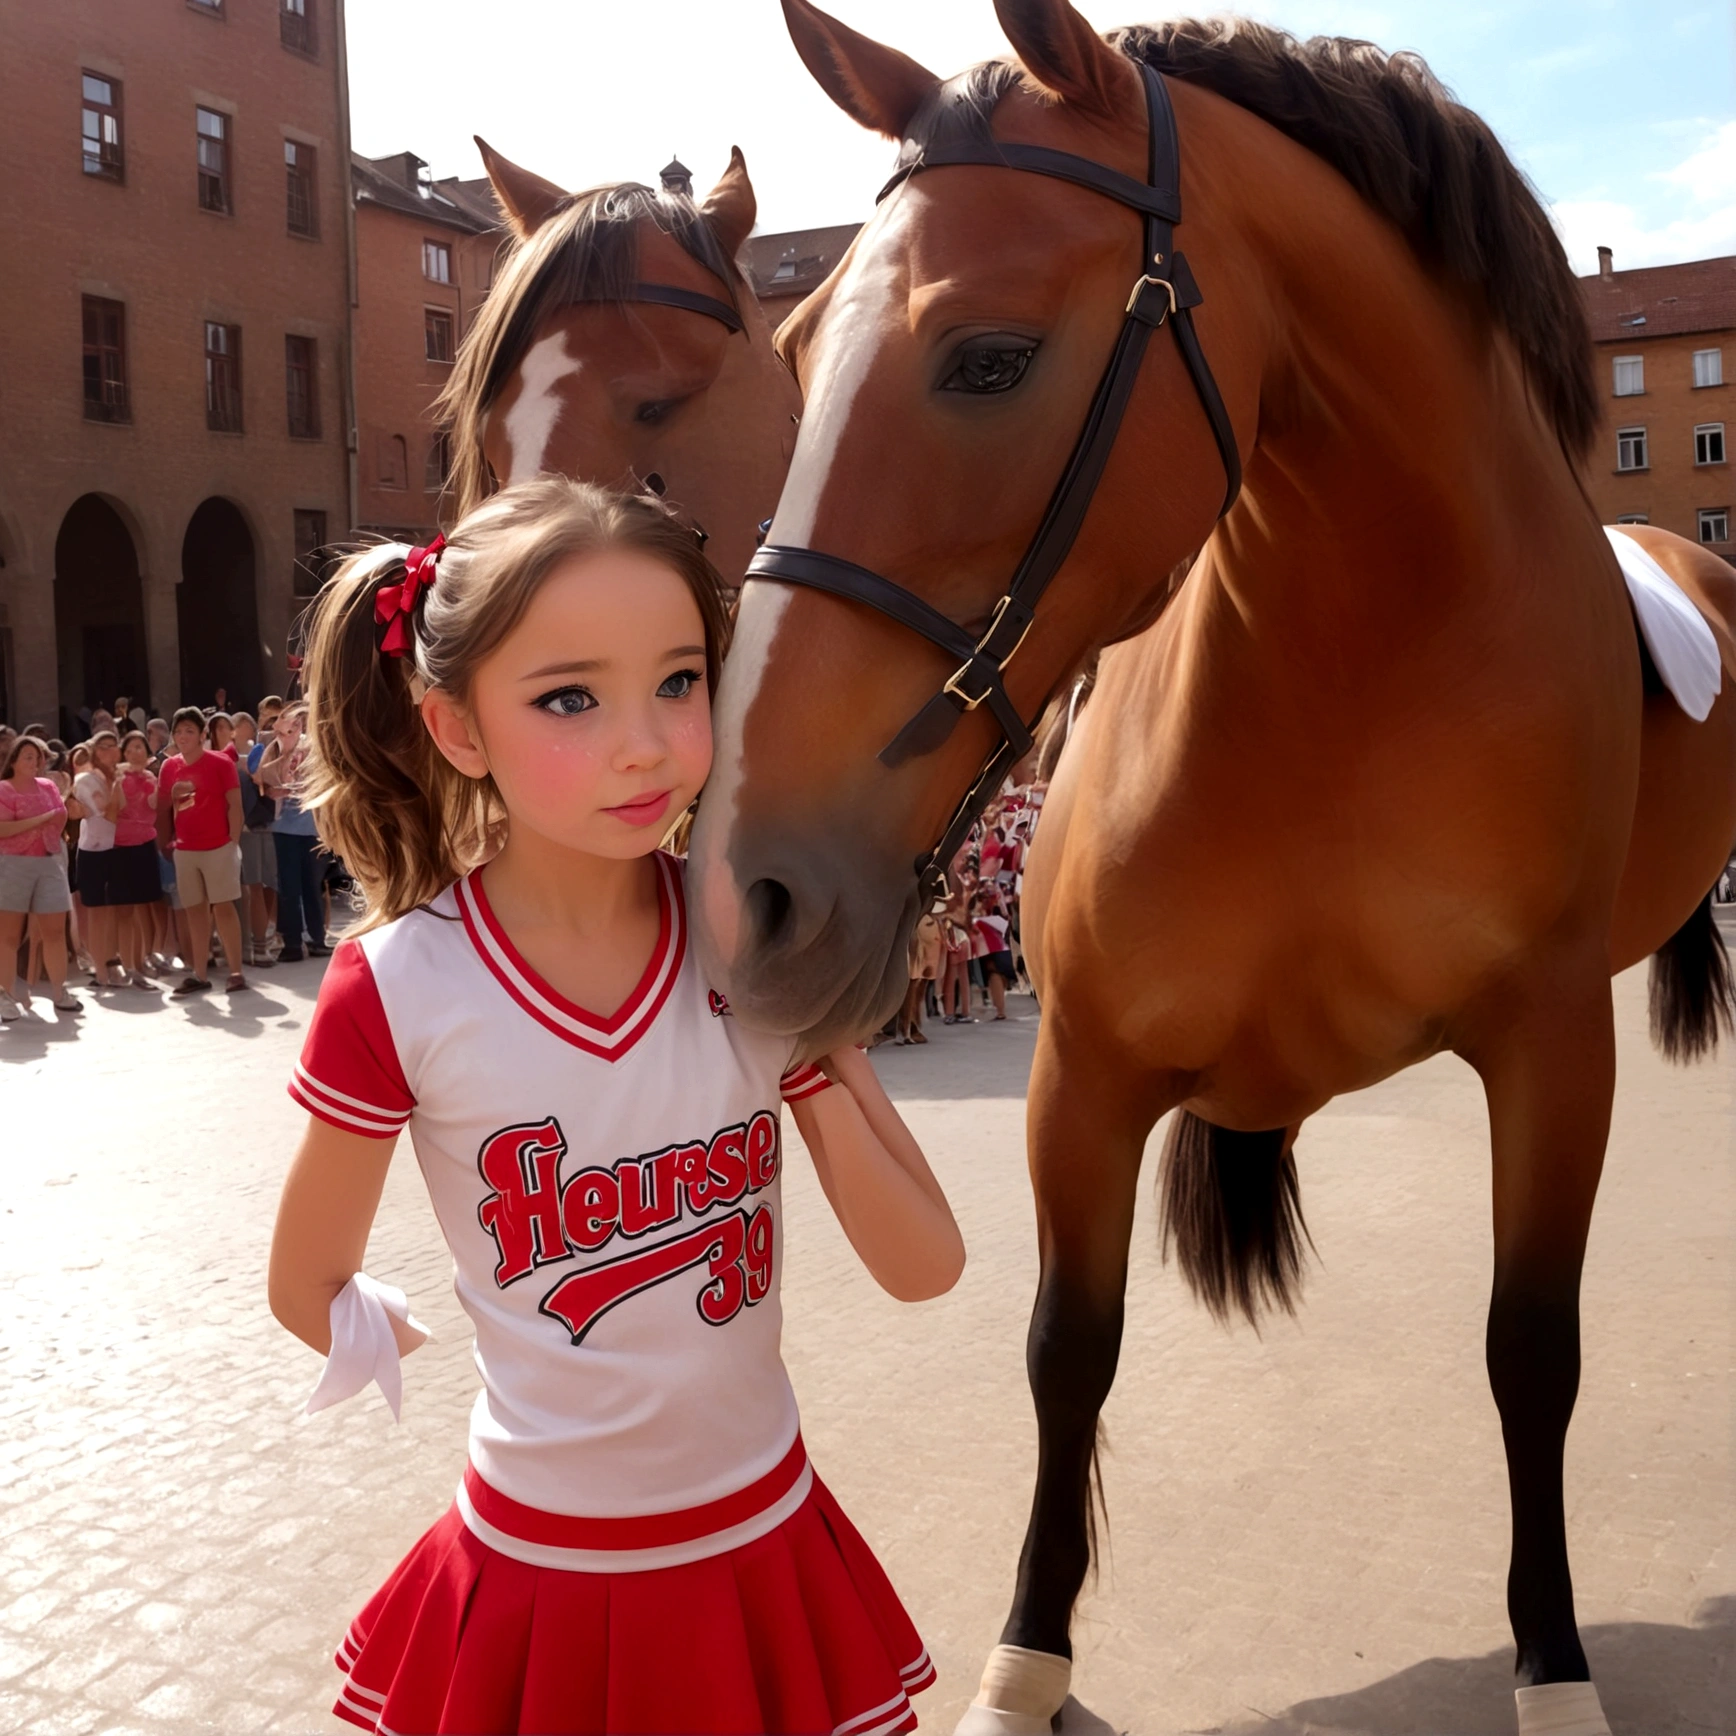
[892,780,1046,1046]
[0,692,340,1025]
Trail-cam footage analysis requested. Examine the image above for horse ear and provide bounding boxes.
[700,147,757,263]
[780,0,938,139]
[474,135,569,238]
[993,0,1138,119]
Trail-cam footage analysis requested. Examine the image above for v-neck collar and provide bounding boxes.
[456,852,685,1062]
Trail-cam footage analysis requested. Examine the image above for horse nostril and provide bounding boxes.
[746,877,796,948]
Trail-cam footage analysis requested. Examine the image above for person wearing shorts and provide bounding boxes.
[0,735,77,1019]
[71,731,128,989]
[109,732,163,986]
[156,707,245,996]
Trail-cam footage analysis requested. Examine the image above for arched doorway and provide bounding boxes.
[179,497,262,709]
[54,494,147,736]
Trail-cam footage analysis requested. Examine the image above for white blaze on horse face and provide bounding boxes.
[768,202,906,547]
[701,209,904,963]
[502,330,580,484]
[696,581,792,966]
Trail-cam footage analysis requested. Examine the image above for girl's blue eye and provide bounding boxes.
[534,686,596,717]
[658,668,704,700]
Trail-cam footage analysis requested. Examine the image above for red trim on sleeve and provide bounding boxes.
[288,940,415,1138]
[779,1061,833,1103]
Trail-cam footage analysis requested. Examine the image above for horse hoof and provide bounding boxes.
[1514,1681,1611,1736]
[953,1695,1121,1736]
[1055,1694,1121,1735]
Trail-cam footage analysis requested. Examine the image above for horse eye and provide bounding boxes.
[635,399,677,425]
[941,344,1037,395]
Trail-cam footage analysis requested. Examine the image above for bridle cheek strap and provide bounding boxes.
[745,60,1241,900]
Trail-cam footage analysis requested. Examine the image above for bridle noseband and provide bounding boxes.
[744,60,1241,903]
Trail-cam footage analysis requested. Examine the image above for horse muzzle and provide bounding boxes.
[687,812,918,1055]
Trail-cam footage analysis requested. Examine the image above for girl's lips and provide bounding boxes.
[604,788,673,827]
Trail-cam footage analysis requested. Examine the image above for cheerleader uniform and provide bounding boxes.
[289,853,934,1736]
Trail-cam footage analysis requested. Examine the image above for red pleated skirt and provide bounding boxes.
[331,1473,935,1735]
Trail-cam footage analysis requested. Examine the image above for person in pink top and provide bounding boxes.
[156,705,245,996]
[108,730,163,988]
[0,736,78,1020]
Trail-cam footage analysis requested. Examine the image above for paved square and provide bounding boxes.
[2,935,1729,1734]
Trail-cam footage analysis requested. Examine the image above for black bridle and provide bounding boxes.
[597,281,744,333]
[744,60,1241,902]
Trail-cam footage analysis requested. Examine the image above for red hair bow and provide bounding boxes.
[375,534,445,658]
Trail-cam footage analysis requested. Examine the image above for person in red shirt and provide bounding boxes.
[156,706,245,995]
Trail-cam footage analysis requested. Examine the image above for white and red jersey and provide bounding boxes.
[289,852,832,1572]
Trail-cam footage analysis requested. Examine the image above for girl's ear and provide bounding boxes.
[421,688,490,781]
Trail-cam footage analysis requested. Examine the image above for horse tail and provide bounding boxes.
[1649,891,1735,1063]
[1158,1114,1313,1327]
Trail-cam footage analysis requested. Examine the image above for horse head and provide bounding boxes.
[442,142,802,583]
[687,0,1262,1052]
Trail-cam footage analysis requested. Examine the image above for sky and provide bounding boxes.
[346,0,1734,276]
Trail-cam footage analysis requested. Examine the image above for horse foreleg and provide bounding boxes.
[956,1023,1168,1735]
[1463,956,1616,1736]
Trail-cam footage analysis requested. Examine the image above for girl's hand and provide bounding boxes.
[269,1118,420,1357]
[788,1049,965,1302]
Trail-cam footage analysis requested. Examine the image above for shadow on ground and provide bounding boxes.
[1206,1597,1732,1734]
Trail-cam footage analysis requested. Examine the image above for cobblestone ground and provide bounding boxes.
[2,929,1730,1735]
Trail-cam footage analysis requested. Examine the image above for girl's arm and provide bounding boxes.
[268,1118,423,1357]
[789,1049,965,1302]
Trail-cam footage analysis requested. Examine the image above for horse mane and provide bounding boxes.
[905,19,1596,460]
[437,183,744,518]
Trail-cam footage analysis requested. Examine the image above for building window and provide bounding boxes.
[422,240,452,284]
[205,322,242,432]
[424,308,455,363]
[376,434,409,490]
[1695,424,1727,466]
[81,296,129,423]
[1699,508,1729,545]
[285,335,319,437]
[197,108,230,213]
[1612,355,1644,397]
[425,430,452,493]
[188,0,224,13]
[280,0,315,54]
[1694,349,1724,390]
[292,509,329,596]
[1614,514,1650,525]
[81,73,123,181]
[285,139,317,236]
[1615,427,1647,472]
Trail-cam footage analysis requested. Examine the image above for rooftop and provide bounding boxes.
[740,223,862,299]
[352,152,500,234]
[1578,252,1736,344]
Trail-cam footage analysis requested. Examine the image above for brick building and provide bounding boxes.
[1579,250,1734,559]
[0,0,354,732]
[741,222,861,329]
[350,153,499,542]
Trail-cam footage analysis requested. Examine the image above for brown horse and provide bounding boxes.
[441,143,801,582]
[687,4,1736,1732]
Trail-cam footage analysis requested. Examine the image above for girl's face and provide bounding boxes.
[94,738,120,772]
[11,743,42,779]
[211,719,233,750]
[123,739,149,770]
[424,547,712,862]
[233,717,256,748]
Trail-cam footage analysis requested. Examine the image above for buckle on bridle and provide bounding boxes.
[942,593,1035,710]
[1126,272,1178,324]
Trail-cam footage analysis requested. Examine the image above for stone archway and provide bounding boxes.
[179,497,262,709]
[54,494,147,736]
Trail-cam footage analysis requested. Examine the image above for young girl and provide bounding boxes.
[269,477,964,1736]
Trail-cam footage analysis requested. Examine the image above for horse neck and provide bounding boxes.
[1204,114,1588,615]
